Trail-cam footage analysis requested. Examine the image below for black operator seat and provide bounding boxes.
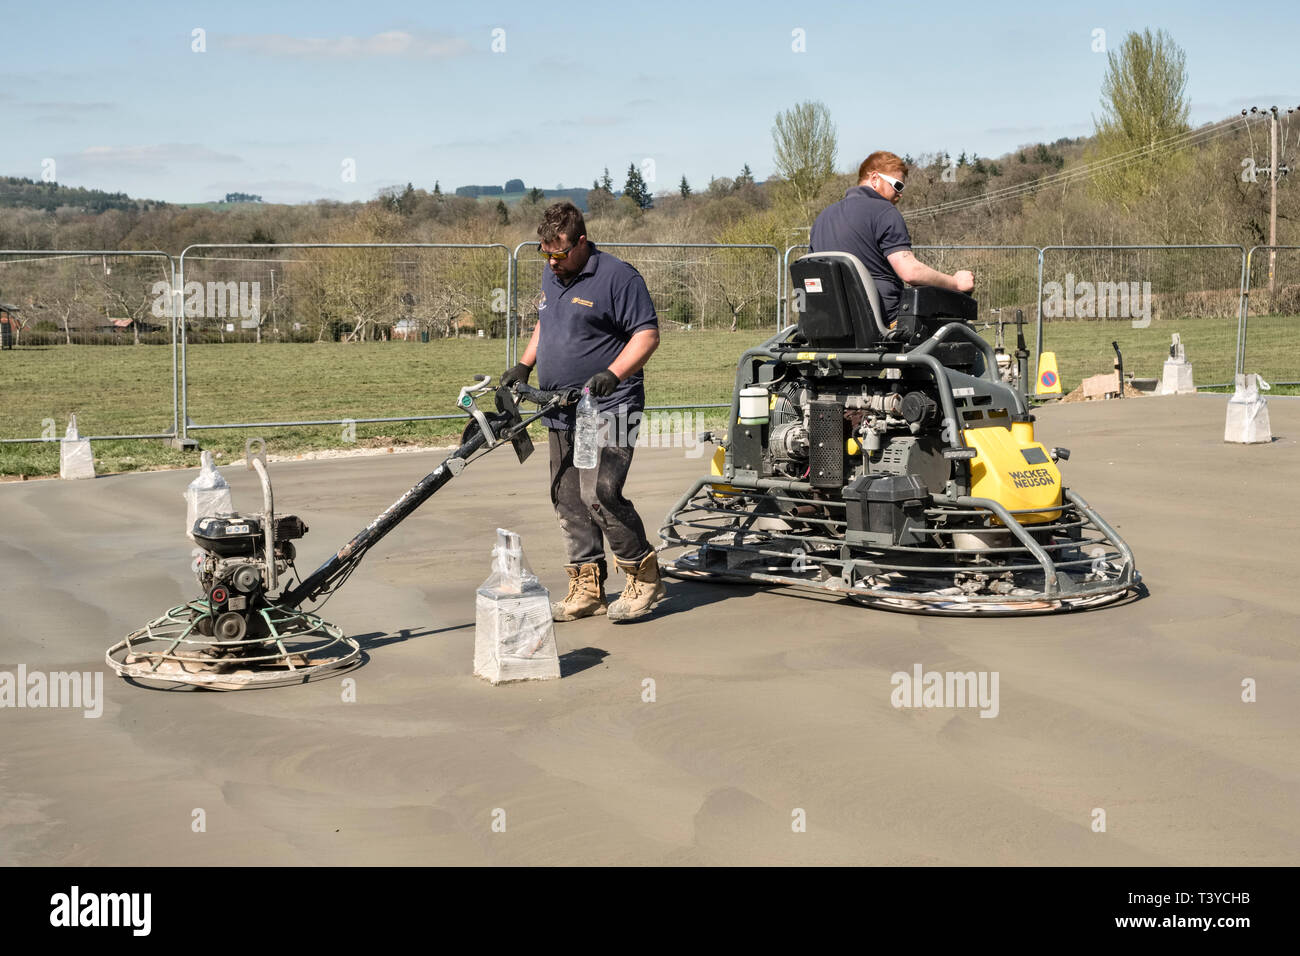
[790,251,979,351]
[790,251,889,349]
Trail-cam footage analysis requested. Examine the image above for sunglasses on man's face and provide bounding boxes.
[875,172,905,193]
[542,239,582,261]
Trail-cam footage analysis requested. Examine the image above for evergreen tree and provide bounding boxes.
[495,199,509,225]
[735,163,755,187]
[624,163,652,209]
[588,174,616,216]
[600,167,614,192]
[397,182,415,214]
[679,175,692,198]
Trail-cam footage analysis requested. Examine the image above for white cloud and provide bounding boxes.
[226,29,470,59]
[61,143,243,176]
[557,115,625,128]
[20,100,113,112]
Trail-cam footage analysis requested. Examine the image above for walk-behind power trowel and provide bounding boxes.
[106,377,579,689]
[659,252,1140,614]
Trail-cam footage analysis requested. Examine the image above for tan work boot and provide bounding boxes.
[608,551,667,623]
[552,562,607,621]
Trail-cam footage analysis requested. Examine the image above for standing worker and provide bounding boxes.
[810,151,974,321]
[501,202,667,623]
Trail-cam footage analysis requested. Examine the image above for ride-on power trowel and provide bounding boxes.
[659,252,1140,614]
[106,378,580,689]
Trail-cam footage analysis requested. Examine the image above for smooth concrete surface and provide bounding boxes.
[1,395,1297,865]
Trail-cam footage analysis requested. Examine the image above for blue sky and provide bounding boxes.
[2,0,1295,204]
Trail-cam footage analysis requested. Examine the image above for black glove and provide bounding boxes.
[500,363,532,389]
[584,369,620,398]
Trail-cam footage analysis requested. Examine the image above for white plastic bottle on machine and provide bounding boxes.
[573,387,600,469]
[184,449,234,541]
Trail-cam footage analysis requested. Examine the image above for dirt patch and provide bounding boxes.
[1061,382,1148,403]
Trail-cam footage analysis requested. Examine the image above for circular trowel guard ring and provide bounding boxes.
[106,600,360,690]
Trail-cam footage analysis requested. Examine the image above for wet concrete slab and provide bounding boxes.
[1,394,1297,865]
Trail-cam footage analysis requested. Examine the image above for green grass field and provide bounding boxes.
[1032,314,1299,394]
[2,316,1293,477]
[0,331,760,476]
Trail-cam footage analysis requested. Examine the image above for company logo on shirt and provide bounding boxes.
[570,296,594,308]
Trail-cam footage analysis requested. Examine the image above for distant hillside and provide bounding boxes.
[1,111,1290,253]
[0,176,164,213]
[464,185,590,211]
[493,187,590,211]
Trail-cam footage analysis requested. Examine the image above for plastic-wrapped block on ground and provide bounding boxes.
[473,529,560,684]
[1225,373,1272,444]
[59,414,95,480]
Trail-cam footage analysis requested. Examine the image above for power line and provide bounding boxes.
[1242,110,1260,159]
[903,117,1241,220]
[904,118,1238,219]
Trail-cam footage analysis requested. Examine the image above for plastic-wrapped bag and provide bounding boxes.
[59,414,95,480]
[1225,373,1272,444]
[479,527,540,594]
[473,529,560,684]
[184,450,234,541]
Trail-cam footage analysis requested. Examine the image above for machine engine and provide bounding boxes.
[190,512,308,641]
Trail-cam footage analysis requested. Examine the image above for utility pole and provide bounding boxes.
[1269,106,1278,301]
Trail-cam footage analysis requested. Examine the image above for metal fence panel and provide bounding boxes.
[0,250,177,442]
[1240,246,1300,385]
[782,244,808,330]
[512,242,781,409]
[1038,245,1245,392]
[176,243,511,435]
[3,240,1287,457]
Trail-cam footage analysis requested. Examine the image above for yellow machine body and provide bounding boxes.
[962,423,1062,523]
[709,446,740,497]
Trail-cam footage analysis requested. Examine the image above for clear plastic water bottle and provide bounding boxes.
[573,387,600,469]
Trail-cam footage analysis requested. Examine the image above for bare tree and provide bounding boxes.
[772,101,838,221]
[1090,28,1190,209]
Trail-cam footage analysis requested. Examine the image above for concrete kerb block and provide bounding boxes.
[59,414,95,480]
[1159,333,1195,395]
[1225,374,1272,444]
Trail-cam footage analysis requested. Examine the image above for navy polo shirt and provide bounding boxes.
[809,184,912,320]
[535,243,659,429]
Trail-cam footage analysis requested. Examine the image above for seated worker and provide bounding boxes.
[810,151,974,321]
